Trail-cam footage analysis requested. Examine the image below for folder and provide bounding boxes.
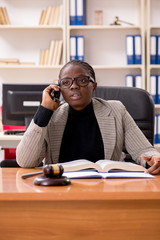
[125,74,134,87]
[70,0,76,25]
[76,0,86,25]
[70,36,77,60]
[157,35,160,64]
[154,115,158,144]
[126,35,134,64]
[157,115,160,143]
[157,75,160,104]
[135,74,142,88]
[77,36,84,61]
[150,35,157,64]
[134,35,142,64]
[150,74,157,104]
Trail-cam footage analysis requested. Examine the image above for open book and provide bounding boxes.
[60,159,155,179]
[60,159,146,173]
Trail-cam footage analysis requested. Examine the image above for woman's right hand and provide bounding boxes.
[41,85,61,111]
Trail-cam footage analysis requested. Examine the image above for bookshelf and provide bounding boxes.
[146,0,160,111]
[67,0,145,88]
[0,0,66,106]
[146,0,160,151]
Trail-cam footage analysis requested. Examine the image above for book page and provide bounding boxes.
[96,160,146,172]
[60,159,102,172]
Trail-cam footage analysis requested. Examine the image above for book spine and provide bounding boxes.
[55,40,63,65]
[39,10,46,25]
[77,35,84,61]
[70,36,77,60]
[150,74,157,104]
[157,114,160,143]
[154,115,158,144]
[76,0,86,25]
[157,75,160,104]
[150,35,157,64]
[126,35,134,64]
[48,40,55,65]
[125,74,134,87]
[135,74,142,88]
[134,35,142,64]
[157,35,160,64]
[70,0,76,25]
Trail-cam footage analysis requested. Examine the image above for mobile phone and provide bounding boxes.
[50,89,60,102]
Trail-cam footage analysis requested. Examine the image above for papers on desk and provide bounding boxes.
[62,170,156,179]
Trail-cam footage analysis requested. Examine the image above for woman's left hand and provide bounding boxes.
[141,155,160,174]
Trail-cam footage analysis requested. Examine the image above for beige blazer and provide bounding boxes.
[16,98,160,168]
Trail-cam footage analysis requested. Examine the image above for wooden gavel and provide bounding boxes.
[21,164,64,179]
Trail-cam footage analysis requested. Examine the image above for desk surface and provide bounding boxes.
[1,168,160,201]
[0,168,160,240]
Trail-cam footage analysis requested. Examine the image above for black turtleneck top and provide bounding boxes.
[34,102,104,163]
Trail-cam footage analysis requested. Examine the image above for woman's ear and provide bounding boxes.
[93,82,97,92]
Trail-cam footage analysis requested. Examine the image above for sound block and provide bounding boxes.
[34,175,71,186]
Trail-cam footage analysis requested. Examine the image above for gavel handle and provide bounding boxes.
[21,171,43,179]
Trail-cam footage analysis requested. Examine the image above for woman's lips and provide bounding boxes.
[70,92,81,100]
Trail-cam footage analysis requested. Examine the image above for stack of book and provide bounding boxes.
[39,5,63,26]
[0,7,10,25]
[150,35,160,64]
[150,74,160,104]
[126,34,142,64]
[70,0,86,25]
[70,36,84,61]
[0,59,35,66]
[125,74,142,88]
[39,40,63,66]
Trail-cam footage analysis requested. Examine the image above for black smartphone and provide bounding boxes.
[50,89,60,102]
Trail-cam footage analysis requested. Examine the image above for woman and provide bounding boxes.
[16,60,160,174]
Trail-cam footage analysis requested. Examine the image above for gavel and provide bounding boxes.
[21,164,64,179]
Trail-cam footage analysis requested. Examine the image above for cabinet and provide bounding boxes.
[67,0,145,88]
[0,0,67,105]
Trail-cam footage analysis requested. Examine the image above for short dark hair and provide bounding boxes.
[59,60,96,82]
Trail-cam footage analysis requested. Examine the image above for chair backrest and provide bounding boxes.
[93,86,155,161]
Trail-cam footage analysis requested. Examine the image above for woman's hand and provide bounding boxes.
[141,155,160,174]
[41,85,61,111]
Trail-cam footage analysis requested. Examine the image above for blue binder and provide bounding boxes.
[150,35,157,64]
[126,35,134,64]
[157,35,160,64]
[125,74,134,87]
[157,115,160,143]
[135,74,142,88]
[154,115,158,144]
[70,0,76,25]
[76,36,85,61]
[134,35,142,64]
[70,36,77,60]
[157,75,160,104]
[150,74,157,104]
[76,0,86,25]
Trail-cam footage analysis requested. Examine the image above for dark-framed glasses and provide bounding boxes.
[58,76,95,89]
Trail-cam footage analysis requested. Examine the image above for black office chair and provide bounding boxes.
[93,86,155,162]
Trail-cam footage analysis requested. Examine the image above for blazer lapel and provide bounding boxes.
[50,103,69,163]
[93,98,116,160]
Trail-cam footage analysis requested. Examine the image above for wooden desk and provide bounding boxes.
[0,168,160,240]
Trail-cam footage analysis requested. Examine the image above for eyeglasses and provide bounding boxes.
[58,76,95,89]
